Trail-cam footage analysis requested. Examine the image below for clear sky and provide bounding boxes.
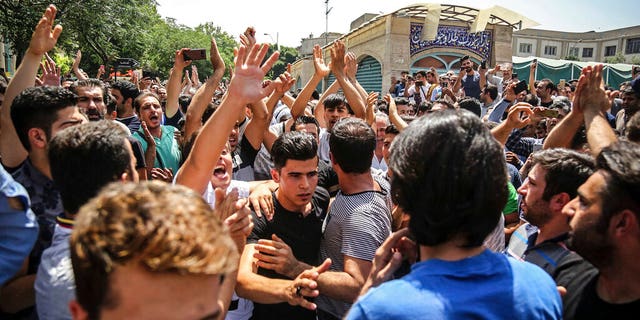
[155,0,636,48]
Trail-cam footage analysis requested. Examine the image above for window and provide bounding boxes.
[626,38,640,54]
[544,46,557,56]
[605,46,617,57]
[569,47,580,57]
[582,48,593,58]
[519,43,532,54]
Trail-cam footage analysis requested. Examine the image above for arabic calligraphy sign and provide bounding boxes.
[410,23,493,61]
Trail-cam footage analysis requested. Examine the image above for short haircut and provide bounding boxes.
[0,80,7,94]
[375,112,390,127]
[10,86,77,151]
[48,121,131,214]
[132,91,161,113]
[540,78,556,92]
[271,131,318,170]
[69,78,110,105]
[389,109,507,247]
[323,93,353,114]
[432,98,454,110]
[484,84,498,100]
[311,90,320,100]
[622,86,640,99]
[290,115,320,135]
[70,181,238,319]
[530,148,595,201]
[385,123,400,135]
[110,80,140,102]
[524,94,540,106]
[416,70,427,78]
[329,117,375,174]
[457,97,482,117]
[461,55,470,62]
[178,95,192,112]
[596,141,640,230]
[394,97,410,106]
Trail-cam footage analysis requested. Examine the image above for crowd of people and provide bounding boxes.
[1,4,639,319]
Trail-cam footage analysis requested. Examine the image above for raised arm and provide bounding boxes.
[1,5,62,168]
[183,38,225,140]
[330,40,365,119]
[384,94,407,131]
[529,61,537,97]
[290,45,330,119]
[491,103,534,147]
[543,69,587,150]
[166,49,192,119]
[345,52,368,104]
[71,50,88,81]
[365,92,378,127]
[175,43,279,194]
[580,64,618,157]
[314,80,340,129]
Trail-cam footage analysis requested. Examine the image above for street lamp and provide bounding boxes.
[264,32,280,51]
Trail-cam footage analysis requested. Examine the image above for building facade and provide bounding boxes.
[513,26,640,63]
[291,4,536,95]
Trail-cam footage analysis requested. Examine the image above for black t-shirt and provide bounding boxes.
[318,159,339,197]
[563,269,640,319]
[117,115,141,134]
[232,134,259,182]
[247,187,330,320]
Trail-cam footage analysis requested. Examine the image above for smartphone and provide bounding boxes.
[183,48,207,61]
[481,60,487,69]
[558,79,566,90]
[533,58,537,63]
[535,108,560,118]
[442,82,448,88]
[513,80,528,95]
[415,81,424,87]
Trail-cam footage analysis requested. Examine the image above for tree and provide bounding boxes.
[604,52,626,64]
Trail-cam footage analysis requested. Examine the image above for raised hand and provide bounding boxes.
[40,53,61,86]
[330,40,346,76]
[72,50,82,72]
[174,48,192,70]
[28,5,62,56]
[344,51,358,80]
[273,72,295,95]
[384,94,397,116]
[150,168,173,183]
[209,37,225,73]
[228,43,280,105]
[312,45,330,78]
[505,103,535,129]
[577,65,609,115]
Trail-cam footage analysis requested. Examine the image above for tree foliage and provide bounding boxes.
[0,1,295,81]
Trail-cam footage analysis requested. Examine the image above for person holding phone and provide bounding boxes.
[453,55,486,99]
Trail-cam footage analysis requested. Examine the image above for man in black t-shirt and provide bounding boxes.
[561,141,640,318]
[236,132,330,320]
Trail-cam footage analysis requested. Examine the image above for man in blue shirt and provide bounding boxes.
[347,110,562,319]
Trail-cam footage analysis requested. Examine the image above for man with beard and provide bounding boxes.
[452,55,486,99]
[505,149,594,280]
[615,77,640,136]
[561,141,640,318]
[110,80,141,133]
[69,79,108,121]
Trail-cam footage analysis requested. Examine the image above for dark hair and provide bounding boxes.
[524,94,539,106]
[202,103,218,124]
[178,95,192,113]
[461,55,470,61]
[271,131,318,170]
[596,141,640,230]
[329,117,375,174]
[69,78,110,106]
[132,92,161,114]
[416,70,427,78]
[540,78,556,92]
[530,148,595,201]
[311,90,320,100]
[48,121,131,214]
[622,86,640,99]
[10,86,78,151]
[432,98,454,110]
[110,80,140,102]
[484,84,498,100]
[323,93,353,115]
[290,115,320,135]
[0,80,7,95]
[457,97,482,117]
[385,123,400,135]
[394,97,410,106]
[389,109,507,247]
